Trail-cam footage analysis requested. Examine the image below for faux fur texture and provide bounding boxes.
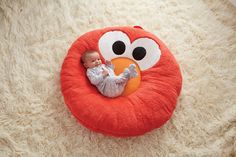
[61,26,182,137]
[0,0,235,156]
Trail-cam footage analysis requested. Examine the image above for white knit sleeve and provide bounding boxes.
[86,69,104,85]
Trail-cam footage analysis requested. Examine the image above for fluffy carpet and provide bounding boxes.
[0,0,236,156]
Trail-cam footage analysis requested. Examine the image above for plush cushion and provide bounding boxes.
[60,26,182,137]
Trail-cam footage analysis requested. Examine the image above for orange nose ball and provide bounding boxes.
[111,57,141,96]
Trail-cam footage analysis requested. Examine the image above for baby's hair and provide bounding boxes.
[81,50,97,64]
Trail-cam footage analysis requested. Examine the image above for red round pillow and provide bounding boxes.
[60,26,182,137]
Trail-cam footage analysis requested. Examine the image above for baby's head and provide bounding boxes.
[81,51,102,68]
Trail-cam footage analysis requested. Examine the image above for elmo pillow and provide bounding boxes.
[60,26,182,137]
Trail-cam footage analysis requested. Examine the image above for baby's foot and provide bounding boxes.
[128,64,136,71]
[128,64,138,78]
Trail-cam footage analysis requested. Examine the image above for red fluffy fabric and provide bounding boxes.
[60,26,182,137]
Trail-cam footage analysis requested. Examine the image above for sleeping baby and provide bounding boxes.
[81,51,138,98]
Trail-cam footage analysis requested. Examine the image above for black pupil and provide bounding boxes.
[132,47,146,60]
[112,41,126,55]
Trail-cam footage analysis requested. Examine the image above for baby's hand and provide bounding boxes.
[105,60,112,66]
[102,70,109,77]
[105,60,114,69]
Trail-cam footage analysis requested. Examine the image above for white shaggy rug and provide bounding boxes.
[0,0,236,156]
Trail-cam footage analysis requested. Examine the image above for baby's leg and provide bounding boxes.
[114,68,130,83]
[128,64,138,78]
[114,64,138,83]
[102,77,125,97]
[101,64,138,97]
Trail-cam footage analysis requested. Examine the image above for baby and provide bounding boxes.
[81,51,138,98]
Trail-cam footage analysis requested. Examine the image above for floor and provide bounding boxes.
[0,0,235,156]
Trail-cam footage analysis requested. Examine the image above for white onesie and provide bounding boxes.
[86,63,137,98]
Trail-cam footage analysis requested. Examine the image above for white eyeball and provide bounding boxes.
[98,31,131,61]
[129,38,161,71]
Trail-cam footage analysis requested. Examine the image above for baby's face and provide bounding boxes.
[84,52,102,68]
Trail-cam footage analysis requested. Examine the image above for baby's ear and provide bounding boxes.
[83,63,87,68]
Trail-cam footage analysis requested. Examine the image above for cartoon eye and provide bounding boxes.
[98,31,131,61]
[112,41,126,55]
[129,38,161,71]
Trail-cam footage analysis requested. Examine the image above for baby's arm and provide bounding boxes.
[87,70,105,85]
